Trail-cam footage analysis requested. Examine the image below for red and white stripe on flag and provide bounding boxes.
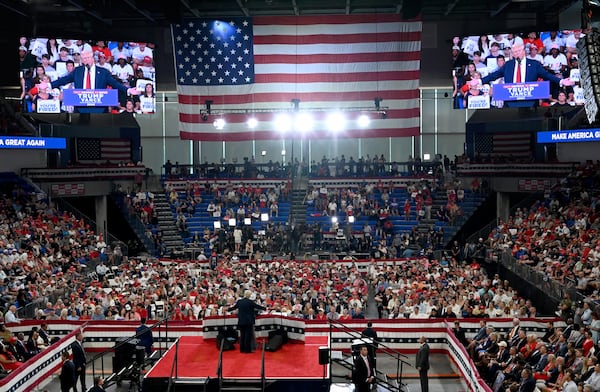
[518,179,551,191]
[51,183,85,196]
[175,15,422,141]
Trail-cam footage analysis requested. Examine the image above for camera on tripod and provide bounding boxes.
[113,337,145,389]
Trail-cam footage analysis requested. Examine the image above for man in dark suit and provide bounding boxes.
[15,332,32,360]
[481,43,573,107]
[71,331,87,392]
[39,50,139,113]
[227,290,267,353]
[136,318,154,356]
[39,322,51,346]
[59,351,76,392]
[361,321,379,365]
[416,336,430,392]
[453,320,467,347]
[352,345,375,392]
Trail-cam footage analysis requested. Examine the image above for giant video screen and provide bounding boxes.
[18,37,156,114]
[450,31,585,110]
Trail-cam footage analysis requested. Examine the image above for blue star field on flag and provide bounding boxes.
[173,19,255,86]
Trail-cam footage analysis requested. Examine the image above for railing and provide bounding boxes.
[217,338,224,391]
[161,161,443,179]
[90,316,171,389]
[260,341,266,392]
[327,318,409,392]
[167,338,180,392]
[21,165,147,181]
[455,162,577,177]
[215,338,267,392]
[110,192,154,253]
[15,288,67,319]
[464,191,543,246]
[492,249,570,305]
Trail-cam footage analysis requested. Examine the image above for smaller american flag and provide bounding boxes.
[475,132,532,157]
[76,138,131,163]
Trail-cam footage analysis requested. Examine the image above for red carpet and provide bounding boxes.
[146,336,329,380]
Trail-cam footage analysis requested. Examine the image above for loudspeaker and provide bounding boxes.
[217,327,237,351]
[113,337,139,373]
[268,328,288,344]
[265,334,283,352]
[319,347,329,365]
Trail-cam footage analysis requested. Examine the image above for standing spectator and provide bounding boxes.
[59,351,76,392]
[71,332,87,392]
[352,345,375,392]
[136,318,153,356]
[416,336,430,392]
[361,321,379,366]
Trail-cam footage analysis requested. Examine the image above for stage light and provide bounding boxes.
[294,112,314,133]
[213,221,221,229]
[357,114,370,128]
[274,113,293,132]
[213,118,226,130]
[326,112,346,133]
[260,213,269,222]
[261,150,267,156]
[331,216,338,223]
[244,218,251,225]
[424,153,431,161]
[205,99,213,114]
[291,98,301,111]
[201,112,208,122]
[228,218,236,227]
[348,216,355,223]
[247,117,258,129]
[374,97,383,110]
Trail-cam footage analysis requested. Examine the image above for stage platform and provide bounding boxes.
[143,335,329,392]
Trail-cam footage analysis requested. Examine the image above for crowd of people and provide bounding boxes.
[1,155,599,392]
[484,160,600,302]
[162,154,447,181]
[461,315,600,392]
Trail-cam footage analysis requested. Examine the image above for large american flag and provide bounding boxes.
[76,138,131,163]
[475,133,532,157]
[172,15,421,141]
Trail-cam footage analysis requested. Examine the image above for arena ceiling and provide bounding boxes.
[0,0,581,37]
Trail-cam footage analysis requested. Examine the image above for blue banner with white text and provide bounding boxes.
[63,89,119,106]
[493,81,550,101]
[0,136,66,149]
[537,129,600,143]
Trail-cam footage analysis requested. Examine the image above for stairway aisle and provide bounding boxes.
[153,193,185,251]
[289,189,307,225]
[365,284,379,319]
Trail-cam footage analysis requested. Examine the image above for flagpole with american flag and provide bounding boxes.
[172,15,422,141]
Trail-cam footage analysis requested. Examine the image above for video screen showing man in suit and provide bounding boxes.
[451,31,582,109]
[19,38,156,114]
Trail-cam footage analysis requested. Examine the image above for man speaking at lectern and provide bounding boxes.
[481,43,573,107]
[38,50,139,112]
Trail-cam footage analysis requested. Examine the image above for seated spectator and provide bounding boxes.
[0,341,22,371]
